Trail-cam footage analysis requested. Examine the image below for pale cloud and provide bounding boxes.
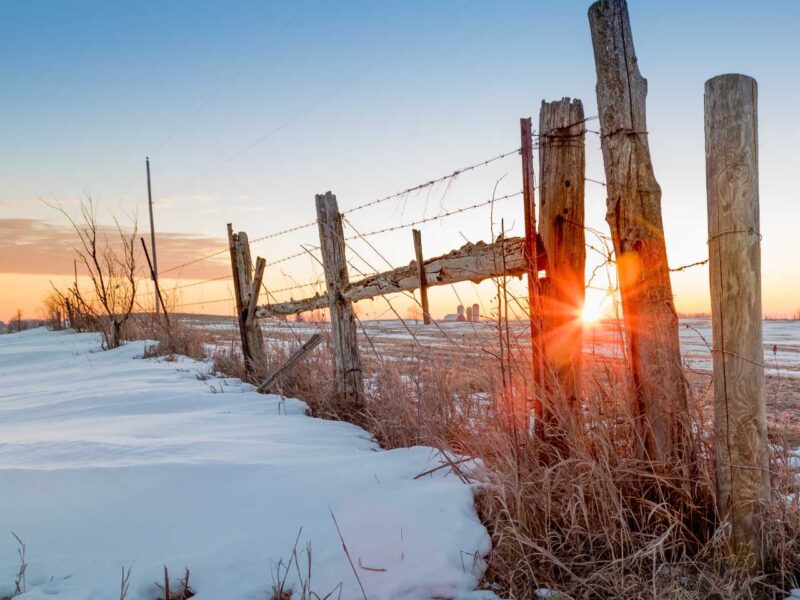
[0,218,229,279]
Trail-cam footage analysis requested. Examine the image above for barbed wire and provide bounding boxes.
[344,192,522,240]
[160,247,229,275]
[342,147,521,216]
[250,221,317,244]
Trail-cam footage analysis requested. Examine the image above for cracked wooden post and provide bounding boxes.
[227,224,252,375]
[539,98,586,411]
[412,229,431,324]
[589,0,689,462]
[705,73,768,570]
[316,192,364,406]
[235,231,266,369]
[228,225,265,376]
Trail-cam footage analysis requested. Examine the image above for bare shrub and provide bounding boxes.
[48,197,138,349]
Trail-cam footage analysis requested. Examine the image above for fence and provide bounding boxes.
[72,0,767,571]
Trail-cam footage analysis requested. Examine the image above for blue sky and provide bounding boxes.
[1,0,798,316]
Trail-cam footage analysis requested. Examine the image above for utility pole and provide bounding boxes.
[146,157,160,314]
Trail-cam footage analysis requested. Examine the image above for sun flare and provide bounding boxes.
[581,304,603,324]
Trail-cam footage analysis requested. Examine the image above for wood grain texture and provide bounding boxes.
[235,231,265,365]
[539,98,586,407]
[256,237,528,318]
[316,192,364,405]
[705,73,768,568]
[589,0,689,462]
[245,257,266,327]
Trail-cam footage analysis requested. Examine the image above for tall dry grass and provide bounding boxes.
[169,318,800,598]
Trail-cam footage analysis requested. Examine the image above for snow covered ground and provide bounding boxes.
[0,329,494,600]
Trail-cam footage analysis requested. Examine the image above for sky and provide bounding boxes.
[1,0,798,321]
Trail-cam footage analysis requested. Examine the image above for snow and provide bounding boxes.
[0,329,496,600]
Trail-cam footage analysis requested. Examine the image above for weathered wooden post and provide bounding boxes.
[237,232,266,367]
[316,192,364,406]
[227,225,266,376]
[412,229,431,324]
[228,224,251,372]
[588,0,689,462]
[538,98,586,408]
[705,73,768,569]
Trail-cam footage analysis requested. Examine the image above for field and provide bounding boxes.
[184,315,800,435]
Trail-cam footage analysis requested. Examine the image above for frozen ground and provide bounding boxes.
[185,315,800,379]
[0,329,494,600]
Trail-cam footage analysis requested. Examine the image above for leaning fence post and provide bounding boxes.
[316,192,364,406]
[412,229,431,324]
[538,98,586,410]
[705,73,768,570]
[589,0,689,463]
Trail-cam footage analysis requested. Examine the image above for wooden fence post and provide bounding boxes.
[228,225,266,375]
[316,192,364,406]
[705,73,768,569]
[521,116,546,419]
[412,229,431,324]
[227,224,251,373]
[588,0,689,462]
[236,231,266,368]
[538,98,586,409]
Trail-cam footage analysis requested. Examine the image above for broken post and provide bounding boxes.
[258,333,324,393]
[412,229,431,324]
[538,98,586,408]
[705,73,768,569]
[589,0,689,462]
[235,232,266,369]
[316,192,364,406]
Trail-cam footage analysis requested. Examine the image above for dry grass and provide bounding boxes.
[122,314,207,362]
[180,321,800,598]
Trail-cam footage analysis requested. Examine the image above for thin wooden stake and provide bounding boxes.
[140,237,170,328]
[521,116,545,426]
[412,229,431,324]
[258,333,324,393]
[705,73,768,570]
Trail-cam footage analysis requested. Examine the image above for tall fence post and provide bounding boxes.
[538,98,586,410]
[588,0,689,463]
[521,116,546,425]
[316,192,364,406]
[705,73,768,570]
[412,229,431,324]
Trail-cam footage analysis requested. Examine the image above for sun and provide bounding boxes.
[581,303,603,324]
[580,291,609,324]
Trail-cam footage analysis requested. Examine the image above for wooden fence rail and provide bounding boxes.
[255,236,534,318]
